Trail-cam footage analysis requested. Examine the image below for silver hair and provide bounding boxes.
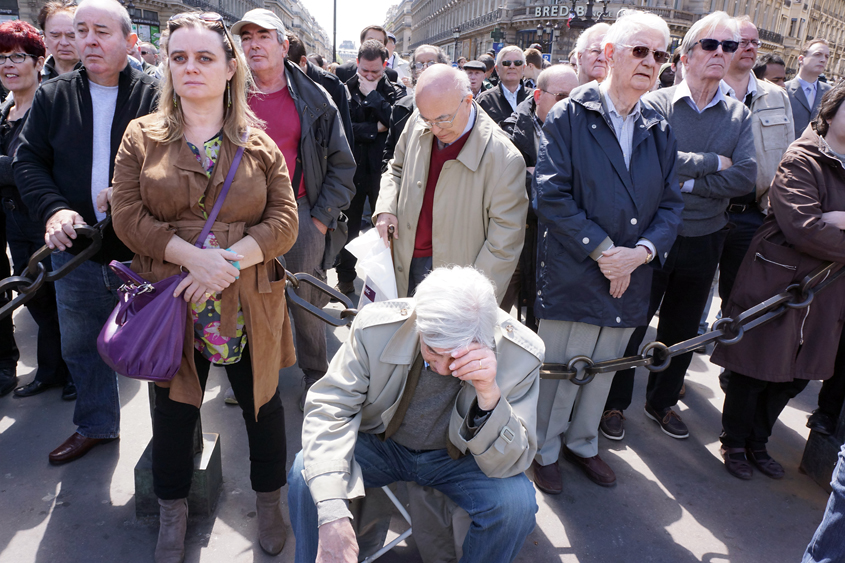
[496,45,525,66]
[414,266,498,351]
[454,69,472,96]
[575,22,610,55]
[76,0,132,37]
[536,63,577,91]
[411,44,449,66]
[680,11,739,56]
[602,10,670,51]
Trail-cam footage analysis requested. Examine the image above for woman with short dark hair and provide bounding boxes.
[712,81,845,481]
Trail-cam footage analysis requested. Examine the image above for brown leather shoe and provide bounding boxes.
[720,446,753,480]
[563,447,617,487]
[746,448,785,479]
[531,460,562,495]
[48,432,118,465]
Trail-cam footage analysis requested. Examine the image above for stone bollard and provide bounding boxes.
[134,382,223,518]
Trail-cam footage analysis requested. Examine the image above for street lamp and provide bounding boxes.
[452,27,461,62]
[567,0,610,29]
[536,21,560,60]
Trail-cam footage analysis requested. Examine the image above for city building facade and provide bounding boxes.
[386,0,414,55]
[405,0,845,80]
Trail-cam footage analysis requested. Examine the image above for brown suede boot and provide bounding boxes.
[256,489,287,555]
[155,498,188,563]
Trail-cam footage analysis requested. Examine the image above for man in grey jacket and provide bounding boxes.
[602,12,756,442]
[234,9,356,409]
[287,266,543,563]
[785,39,832,137]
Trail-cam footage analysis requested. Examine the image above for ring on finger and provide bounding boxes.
[478,359,484,370]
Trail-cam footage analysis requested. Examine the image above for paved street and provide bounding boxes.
[0,274,834,563]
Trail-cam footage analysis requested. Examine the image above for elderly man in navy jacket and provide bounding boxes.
[531,10,683,494]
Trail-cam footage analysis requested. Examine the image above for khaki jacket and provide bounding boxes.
[374,103,527,303]
[301,299,544,504]
[111,115,299,413]
[748,76,795,211]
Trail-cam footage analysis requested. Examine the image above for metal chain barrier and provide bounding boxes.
[3,220,844,386]
[0,218,109,321]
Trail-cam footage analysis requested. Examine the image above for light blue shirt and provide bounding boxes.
[797,76,818,108]
[601,82,642,170]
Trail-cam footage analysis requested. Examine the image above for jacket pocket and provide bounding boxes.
[730,238,800,310]
[758,112,791,152]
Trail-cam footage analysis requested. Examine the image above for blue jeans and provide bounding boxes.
[804,443,845,563]
[52,251,121,439]
[288,432,537,563]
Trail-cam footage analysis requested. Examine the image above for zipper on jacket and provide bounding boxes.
[799,305,810,345]
[754,252,797,270]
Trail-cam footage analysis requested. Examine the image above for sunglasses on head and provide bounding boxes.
[695,38,739,53]
[620,44,670,64]
[168,12,227,32]
[500,59,524,67]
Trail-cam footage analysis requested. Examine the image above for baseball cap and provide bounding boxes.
[463,60,486,71]
[231,8,286,37]
[387,32,396,43]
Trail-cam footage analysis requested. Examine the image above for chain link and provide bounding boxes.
[0,219,108,321]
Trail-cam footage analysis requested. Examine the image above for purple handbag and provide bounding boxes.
[97,145,245,382]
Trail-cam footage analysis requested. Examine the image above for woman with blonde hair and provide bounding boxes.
[109,11,298,562]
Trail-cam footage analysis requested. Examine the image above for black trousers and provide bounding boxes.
[606,229,728,412]
[336,170,381,284]
[817,330,845,419]
[721,372,809,449]
[4,203,69,384]
[718,208,765,303]
[0,206,18,370]
[152,346,287,499]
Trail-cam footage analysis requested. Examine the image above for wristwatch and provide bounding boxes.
[637,243,654,264]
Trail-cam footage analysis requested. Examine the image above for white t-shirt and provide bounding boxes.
[89,81,119,222]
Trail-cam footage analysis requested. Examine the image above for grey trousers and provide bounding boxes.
[284,200,331,375]
[535,320,634,464]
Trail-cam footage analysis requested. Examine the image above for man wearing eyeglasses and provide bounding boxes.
[476,45,533,126]
[14,0,159,465]
[601,12,756,445]
[785,39,832,137]
[500,64,579,328]
[373,65,527,305]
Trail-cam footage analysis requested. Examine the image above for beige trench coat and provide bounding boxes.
[300,299,544,504]
[374,102,528,303]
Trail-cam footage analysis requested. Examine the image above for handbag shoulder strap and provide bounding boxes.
[194,138,247,248]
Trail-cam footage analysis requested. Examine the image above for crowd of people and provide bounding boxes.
[1,0,845,561]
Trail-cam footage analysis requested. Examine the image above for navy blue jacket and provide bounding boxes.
[533,83,683,327]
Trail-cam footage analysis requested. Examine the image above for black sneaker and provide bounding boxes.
[644,403,689,439]
[807,410,836,436]
[600,409,625,440]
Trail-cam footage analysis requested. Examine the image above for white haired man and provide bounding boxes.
[786,38,832,137]
[531,10,683,494]
[576,22,610,85]
[15,0,158,465]
[477,45,533,125]
[287,265,543,563]
[602,11,756,444]
[373,65,528,304]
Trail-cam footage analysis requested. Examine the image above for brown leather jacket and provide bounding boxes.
[111,115,299,411]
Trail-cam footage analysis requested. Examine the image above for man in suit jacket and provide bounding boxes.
[476,45,533,126]
[335,24,400,84]
[785,39,831,137]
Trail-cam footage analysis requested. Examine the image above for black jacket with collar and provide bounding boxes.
[304,61,354,145]
[477,81,533,126]
[336,61,399,85]
[41,56,83,82]
[15,64,159,263]
[347,73,405,177]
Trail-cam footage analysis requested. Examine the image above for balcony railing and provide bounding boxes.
[759,28,784,44]
[410,8,503,48]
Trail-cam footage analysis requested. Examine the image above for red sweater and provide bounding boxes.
[413,131,472,258]
[249,87,306,199]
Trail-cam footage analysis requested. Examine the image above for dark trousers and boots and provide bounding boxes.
[336,170,380,293]
[152,347,287,561]
[0,206,17,396]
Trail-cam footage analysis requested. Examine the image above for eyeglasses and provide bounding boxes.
[500,59,524,67]
[541,89,569,102]
[140,50,150,55]
[619,44,671,64]
[420,99,466,129]
[694,38,740,53]
[0,53,38,64]
[414,60,437,71]
[739,39,760,48]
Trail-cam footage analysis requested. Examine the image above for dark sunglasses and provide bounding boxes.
[695,38,739,53]
[500,60,524,67]
[620,44,670,64]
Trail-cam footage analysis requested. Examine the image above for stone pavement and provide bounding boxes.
[0,276,834,563]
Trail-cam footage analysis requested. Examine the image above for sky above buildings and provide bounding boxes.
[308,0,395,49]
